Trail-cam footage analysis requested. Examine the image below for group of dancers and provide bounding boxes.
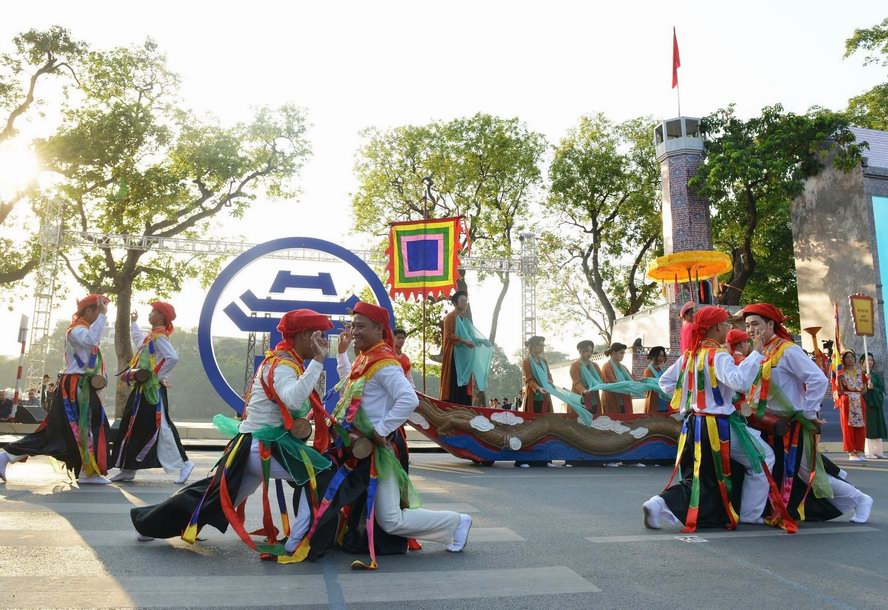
[0,293,876,566]
[0,295,193,486]
[642,303,873,533]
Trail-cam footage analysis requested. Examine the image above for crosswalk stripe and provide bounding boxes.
[0,575,330,608]
[0,566,598,608]
[337,566,599,603]
[585,525,879,543]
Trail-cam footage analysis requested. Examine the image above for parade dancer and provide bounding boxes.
[727,329,751,364]
[392,326,421,550]
[642,306,787,532]
[130,309,334,553]
[741,303,872,524]
[282,302,471,569]
[0,295,112,484]
[111,303,194,483]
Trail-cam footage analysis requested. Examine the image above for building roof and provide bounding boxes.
[851,126,888,170]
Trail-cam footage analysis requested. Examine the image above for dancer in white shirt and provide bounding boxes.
[0,294,113,484]
[111,302,193,484]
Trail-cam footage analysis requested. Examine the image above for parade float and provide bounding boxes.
[408,394,681,465]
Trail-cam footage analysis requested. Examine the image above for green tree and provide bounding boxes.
[0,26,85,286]
[692,105,863,318]
[540,114,662,342]
[352,113,546,344]
[844,17,888,130]
[37,39,311,415]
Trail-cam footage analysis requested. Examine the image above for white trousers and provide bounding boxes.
[731,427,775,523]
[155,402,185,473]
[237,440,461,545]
[659,424,774,524]
[797,462,865,513]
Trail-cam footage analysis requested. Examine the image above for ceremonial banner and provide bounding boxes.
[849,293,875,337]
[386,217,464,299]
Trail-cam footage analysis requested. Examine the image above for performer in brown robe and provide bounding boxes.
[600,342,634,415]
[643,346,669,415]
[569,340,602,414]
[521,336,553,414]
[438,291,473,405]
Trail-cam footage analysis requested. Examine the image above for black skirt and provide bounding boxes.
[112,385,188,471]
[131,433,251,539]
[4,373,111,478]
[766,419,842,522]
[661,413,740,529]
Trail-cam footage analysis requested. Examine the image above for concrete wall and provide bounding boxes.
[791,162,888,359]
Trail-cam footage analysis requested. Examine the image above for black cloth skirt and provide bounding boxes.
[112,385,188,471]
[5,373,110,478]
[661,414,742,529]
[766,419,842,522]
[131,434,252,539]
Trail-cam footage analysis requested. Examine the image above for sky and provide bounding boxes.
[1,0,886,362]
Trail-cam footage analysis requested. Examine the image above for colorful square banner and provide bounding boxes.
[387,217,464,299]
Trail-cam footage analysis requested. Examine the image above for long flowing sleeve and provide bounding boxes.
[153,335,179,381]
[337,352,352,379]
[373,365,420,437]
[659,356,683,397]
[68,314,107,350]
[784,346,828,419]
[713,351,764,393]
[271,359,324,413]
[131,322,145,347]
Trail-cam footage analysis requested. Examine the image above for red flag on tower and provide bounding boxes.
[672,27,681,89]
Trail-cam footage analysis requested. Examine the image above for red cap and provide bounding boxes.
[690,306,728,350]
[353,302,394,348]
[726,328,750,347]
[277,309,334,336]
[739,303,792,341]
[150,301,177,334]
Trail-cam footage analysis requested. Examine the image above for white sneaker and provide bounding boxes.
[740,517,765,525]
[0,452,9,482]
[643,497,663,530]
[175,461,194,484]
[446,514,472,552]
[110,470,136,482]
[850,494,873,524]
[136,533,154,542]
[77,474,111,485]
[517,463,530,468]
[849,455,864,462]
[546,462,558,468]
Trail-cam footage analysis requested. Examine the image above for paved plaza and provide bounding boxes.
[0,450,886,609]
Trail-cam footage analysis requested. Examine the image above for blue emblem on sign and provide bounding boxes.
[198,237,394,414]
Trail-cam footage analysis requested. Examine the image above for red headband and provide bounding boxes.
[353,302,394,349]
[151,301,177,335]
[740,303,792,341]
[726,329,750,348]
[276,309,334,351]
[690,306,729,350]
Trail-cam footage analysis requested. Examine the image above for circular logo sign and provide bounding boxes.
[198,237,394,414]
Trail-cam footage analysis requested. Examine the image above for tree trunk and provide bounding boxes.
[488,272,510,345]
[0,258,37,285]
[112,282,134,419]
[720,189,759,306]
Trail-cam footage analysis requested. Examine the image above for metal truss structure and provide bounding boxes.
[25,229,539,386]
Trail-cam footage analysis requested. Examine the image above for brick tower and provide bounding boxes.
[654,116,711,351]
